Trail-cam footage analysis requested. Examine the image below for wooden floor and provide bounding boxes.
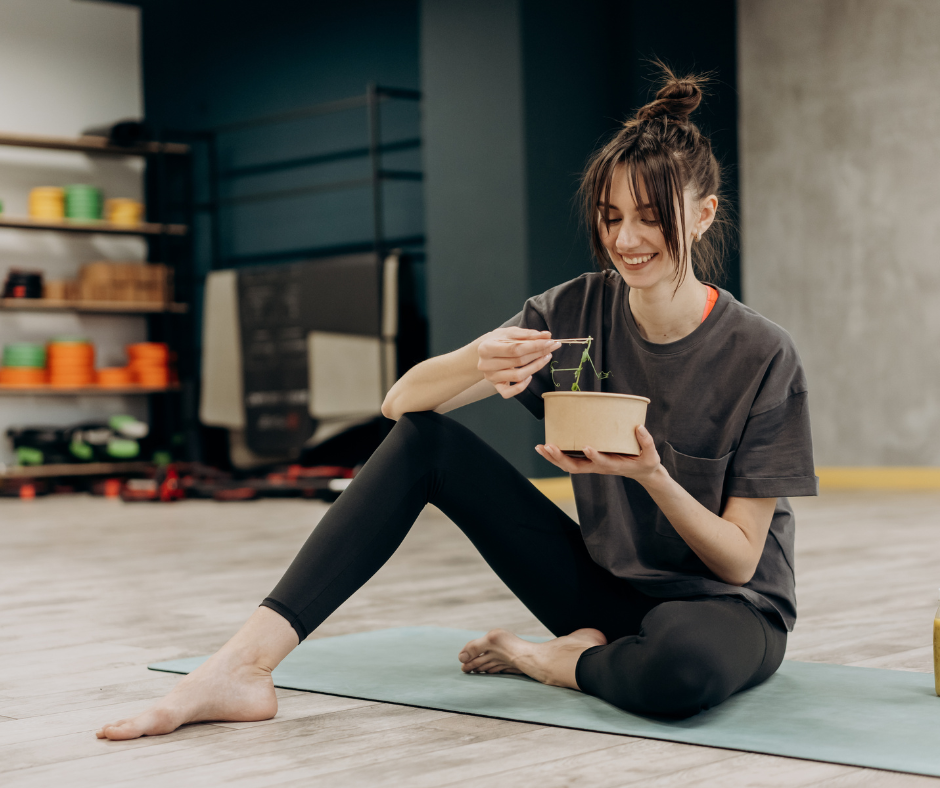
[1,491,939,786]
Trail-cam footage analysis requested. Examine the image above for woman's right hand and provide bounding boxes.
[477,328,561,399]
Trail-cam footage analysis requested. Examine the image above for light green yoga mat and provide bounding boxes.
[150,626,940,778]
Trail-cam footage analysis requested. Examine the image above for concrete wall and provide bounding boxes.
[739,0,940,465]
[0,0,146,465]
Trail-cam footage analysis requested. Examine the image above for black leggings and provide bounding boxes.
[262,411,787,718]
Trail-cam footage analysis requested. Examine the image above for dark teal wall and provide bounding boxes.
[137,1,420,128]
[134,0,423,271]
[420,0,546,476]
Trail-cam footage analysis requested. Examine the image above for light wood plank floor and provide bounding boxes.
[1,491,939,786]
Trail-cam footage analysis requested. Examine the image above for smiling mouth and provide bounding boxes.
[621,252,657,266]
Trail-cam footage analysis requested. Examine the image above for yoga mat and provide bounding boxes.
[150,626,940,778]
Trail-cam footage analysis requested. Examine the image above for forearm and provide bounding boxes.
[381,337,485,421]
[641,466,758,586]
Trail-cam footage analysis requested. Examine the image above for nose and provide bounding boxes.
[614,221,641,254]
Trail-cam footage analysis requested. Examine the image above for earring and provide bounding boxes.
[693,231,701,242]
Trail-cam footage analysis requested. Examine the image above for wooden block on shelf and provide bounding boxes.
[43,280,69,300]
[136,264,171,305]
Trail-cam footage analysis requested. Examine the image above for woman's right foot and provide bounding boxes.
[96,654,279,740]
[95,606,301,741]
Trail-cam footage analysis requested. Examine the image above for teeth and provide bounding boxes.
[622,253,655,266]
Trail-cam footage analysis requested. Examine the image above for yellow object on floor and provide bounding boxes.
[817,467,940,490]
[530,477,574,501]
[531,468,940,500]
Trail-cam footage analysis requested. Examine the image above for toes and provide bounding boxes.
[458,635,491,664]
[96,719,131,741]
[461,652,495,672]
[99,720,144,741]
[476,661,508,674]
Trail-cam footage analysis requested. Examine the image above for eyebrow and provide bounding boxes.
[596,201,657,211]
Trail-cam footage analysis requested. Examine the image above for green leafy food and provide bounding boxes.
[549,337,611,392]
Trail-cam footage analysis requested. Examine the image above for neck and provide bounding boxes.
[628,268,709,344]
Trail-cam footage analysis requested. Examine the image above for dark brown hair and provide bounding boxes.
[579,63,727,288]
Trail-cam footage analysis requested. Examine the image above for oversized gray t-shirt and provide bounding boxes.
[502,270,817,631]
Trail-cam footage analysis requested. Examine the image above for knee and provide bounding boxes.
[633,651,726,718]
[393,411,444,449]
[394,411,472,452]
[580,626,733,719]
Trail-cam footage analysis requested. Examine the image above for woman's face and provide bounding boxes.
[598,164,703,291]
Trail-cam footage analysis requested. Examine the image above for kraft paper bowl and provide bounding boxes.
[543,391,651,456]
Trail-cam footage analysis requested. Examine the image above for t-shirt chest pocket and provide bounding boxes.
[654,442,734,541]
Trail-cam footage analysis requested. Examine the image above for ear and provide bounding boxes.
[696,194,718,235]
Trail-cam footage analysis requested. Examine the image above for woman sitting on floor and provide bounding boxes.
[98,66,817,740]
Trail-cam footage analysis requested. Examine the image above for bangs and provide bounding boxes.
[582,137,692,290]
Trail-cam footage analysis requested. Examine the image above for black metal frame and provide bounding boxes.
[199,84,423,270]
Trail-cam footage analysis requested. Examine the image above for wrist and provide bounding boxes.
[636,462,671,492]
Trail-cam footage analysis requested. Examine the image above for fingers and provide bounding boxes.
[535,444,590,473]
[497,327,552,341]
[478,345,556,371]
[486,352,553,386]
[487,347,557,397]
[480,337,560,363]
[495,375,532,399]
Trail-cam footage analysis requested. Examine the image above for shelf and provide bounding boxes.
[0,385,180,396]
[0,216,187,237]
[0,132,189,157]
[0,299,188,314]
[0,461,155,479]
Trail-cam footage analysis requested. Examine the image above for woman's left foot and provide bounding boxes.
[457,628,607,690]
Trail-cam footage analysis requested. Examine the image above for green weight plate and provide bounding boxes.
[106,438,140,459]
[69,441,94,461]
[16,446,44,466]
[3,349,46,361]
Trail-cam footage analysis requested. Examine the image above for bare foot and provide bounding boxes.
[96,655,277,740]
[457,628,607,690]
[96,606,297,740]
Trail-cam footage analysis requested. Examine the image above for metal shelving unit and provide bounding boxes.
[0,215,186,236]
[0,461,155,479]
[0,385,181,396]
[0,130,195,478]
[0,132,188,156]
[0,298,188,314]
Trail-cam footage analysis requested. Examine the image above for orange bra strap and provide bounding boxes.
[701,286,719,323]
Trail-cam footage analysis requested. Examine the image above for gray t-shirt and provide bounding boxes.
[502,271,817,631]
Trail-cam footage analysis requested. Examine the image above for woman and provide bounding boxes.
[98,68,816,740]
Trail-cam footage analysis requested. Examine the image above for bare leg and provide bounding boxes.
[457,628,607,690]
[96,607,298,740]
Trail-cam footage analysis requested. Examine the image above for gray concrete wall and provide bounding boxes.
[739,0,940,465]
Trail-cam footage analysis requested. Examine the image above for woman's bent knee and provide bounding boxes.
[632,657,729,717]
[576,629,744,719]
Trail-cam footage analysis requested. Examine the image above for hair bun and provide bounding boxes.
[635,68,705,124]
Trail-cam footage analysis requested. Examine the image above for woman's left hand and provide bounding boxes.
[535,425,662,481]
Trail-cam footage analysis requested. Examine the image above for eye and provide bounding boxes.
[640,219,659,227]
